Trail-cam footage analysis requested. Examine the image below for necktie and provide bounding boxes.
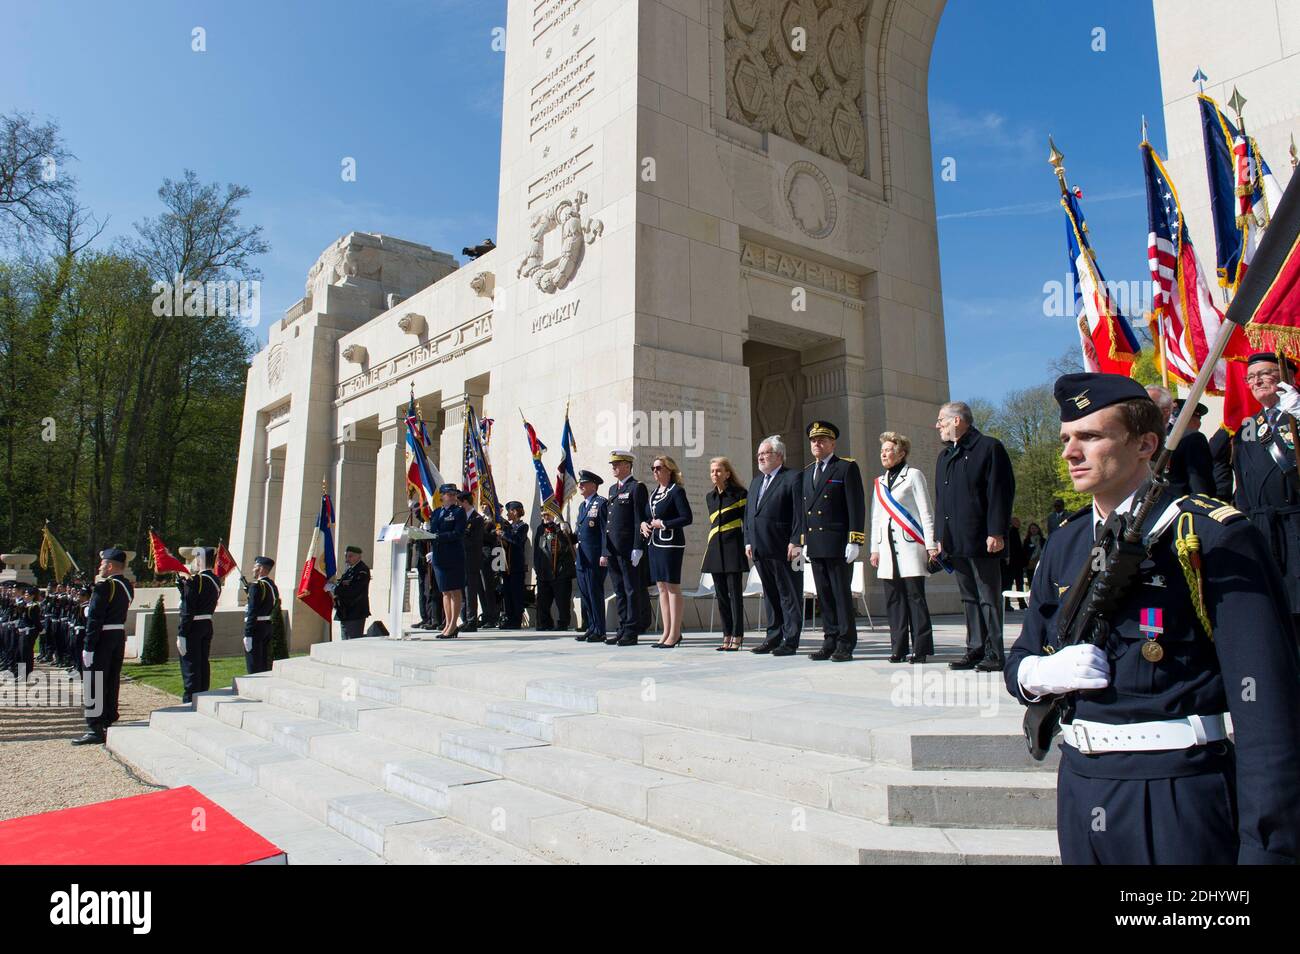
[817,460,825,480]
[758,472,772,505]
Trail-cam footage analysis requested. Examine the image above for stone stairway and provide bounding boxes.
[108,629,1060,864]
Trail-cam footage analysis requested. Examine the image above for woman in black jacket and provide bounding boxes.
[703,457,748,651]
[643,455,692,647]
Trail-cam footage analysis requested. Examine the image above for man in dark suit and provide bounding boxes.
[330,546,371,639]
[72,548,134,745]
[604,449,651,645]
[797,421,865,662]
[1148,387,1216,498]
[745,434,804,655]
[933,401,1015,672]
[459,492,487,631]
[574,471,609,642]
[1208,426,1235,501]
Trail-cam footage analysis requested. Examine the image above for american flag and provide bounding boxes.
[462,402,479,496]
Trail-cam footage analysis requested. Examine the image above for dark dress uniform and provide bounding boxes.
[82,571,133,741]
[605,464,652,642]
[703,483,748,637]
[1208,426,1235,501]
[428,503,469,592]
[333,557,371,639]
[462,507,488,627]
[1232,404,1300,629]
[744,465,805,653]
[1007,493,1300,864]
[500,513,529,628]
[244,574,279,674]
[179,569,221,704]
[479,516,504,626]
[1167,429,1217,498]
[575,489,609,640]
[533,519,577,629]
[647,482,692,585]
[800,442,866,659]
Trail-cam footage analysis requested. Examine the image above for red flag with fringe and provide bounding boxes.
[147,530,189,576]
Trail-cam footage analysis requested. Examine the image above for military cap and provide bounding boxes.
[578,469,603,486]
[1172,398,1209,418]
[100,548,127,563]
[457,490,474,503]
[806,420,839,440]
[254,555,275,568]
[438,482,459,495]
[609,449,634,464]
[1053,372,1152,422]
[345,545,362,555]
[202,546,217,565]
[505,500,524,511]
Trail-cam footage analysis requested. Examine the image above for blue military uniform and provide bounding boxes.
[501,504,529,629]
[179,556,221,704]
[574,478,609,641]
[1232,399,1300,627]
[428,498,469,593]
[1007,373,1300,864]
[243,557,279,674]
[604,451,652,643]
[80,550,134,743]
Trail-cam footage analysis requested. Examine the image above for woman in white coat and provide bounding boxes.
[869,431,937,663]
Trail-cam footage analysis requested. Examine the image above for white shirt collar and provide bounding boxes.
[1092,489,1138,526]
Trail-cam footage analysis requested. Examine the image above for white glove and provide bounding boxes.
[81,650,93,668]
[243,637,253,653]
[177,637,188,657]
[1017,645,1110,698]
[1276,382,1300,416]
[630,549,643,567]
[844,543,860,563]
[325,582,336,593]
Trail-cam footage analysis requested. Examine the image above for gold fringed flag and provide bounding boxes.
[38,524,79,582]
[148,529,190,577]
[1225,174,1300,353]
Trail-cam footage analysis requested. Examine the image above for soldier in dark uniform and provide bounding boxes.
[574,471,609,642]
[500,502,529,629]
[797,421,866,662]
[74,548,134,745]
[243,556,278,674]
[478,505,504,628]
[533,508,577,630]
[1147,387,1216,498]
[17,583,41,678]
[1006,372,1300,864]
[460,492,487,632]
[330,545,371,639]
[178,547,221,705]
[604,449,651,645]
[1232,352,1300,632]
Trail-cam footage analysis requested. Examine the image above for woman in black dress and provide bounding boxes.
[642,455,692,648]
[703,457,748,651]
[427,483,468,638]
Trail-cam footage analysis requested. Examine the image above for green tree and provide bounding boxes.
[141,595,169,664]
[270,603,289,664]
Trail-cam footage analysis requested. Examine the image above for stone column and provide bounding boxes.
[333,434,379,574]
[262,456,285,560]
[369,418,407,638]
[440,392,469,487]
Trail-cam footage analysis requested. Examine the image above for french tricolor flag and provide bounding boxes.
[296,492,337,622]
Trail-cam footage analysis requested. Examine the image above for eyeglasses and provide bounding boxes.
[651,464,666,472]
[1246,370,1281,383]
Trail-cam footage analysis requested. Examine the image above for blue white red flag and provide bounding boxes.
[296,491,336,622]
[1060,185,1142,374]
[551,407,578,511]
[405,391,443,519]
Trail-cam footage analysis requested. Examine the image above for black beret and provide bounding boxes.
[1172,398,1208,417]
[578,470,603,486]
[254,555,275,568]
[1248,351,1281,366]
[505,500,524,511]
[100,548,127,563]
[345,545,362,555]
[1053,372,1152,422]
[806,420,839,440]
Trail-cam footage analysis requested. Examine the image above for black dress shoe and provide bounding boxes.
[574,633,589,641]
[830,649,853,662]
[809,647,835,661]
[974,658,1004,672]
[71,731,105,746]
[889,654,904,663]
[949,652,983,670]
[909,654,927,664]
[771,645,797,657]
[586,633,607,642]
[459,622,479,633]
[616,636,638,646]
[605,637,620,645]
[750,639,781,655]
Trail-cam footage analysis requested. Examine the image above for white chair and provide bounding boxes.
[682,573,717,632]
[741,564,765,631]
[850,562,876,632]
[803,568,820,632]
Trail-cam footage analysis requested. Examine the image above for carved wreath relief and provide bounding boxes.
[517,189,604,293]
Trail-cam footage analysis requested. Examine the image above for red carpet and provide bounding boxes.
[0,787,285,865]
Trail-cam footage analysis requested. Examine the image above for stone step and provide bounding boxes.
[383,818,550,865]
[272,656,420,705]
[483,699,588,741]
[437,726,548,773]
[400,682,500,725]
[501,745,692,821]
[829,766,1057,829]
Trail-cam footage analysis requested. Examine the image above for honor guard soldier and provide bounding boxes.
[500,502,529,629]
[1007,373,1300,864]
[1232,352,1300,632]
[797,421,866,661]
[243,556,278,673]
[178,547,221,705]
[74,549,134,745]
[604,450,651,644]
[329,546,371,639]
[533,508,577,630]
[574,470,609,642]
[460,492,488,632]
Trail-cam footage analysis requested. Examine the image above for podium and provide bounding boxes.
[377,522,433,639]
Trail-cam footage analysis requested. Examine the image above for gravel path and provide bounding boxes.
[0,664,178,821]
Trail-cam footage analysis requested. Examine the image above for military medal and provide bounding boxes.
[1139,607,1164,662]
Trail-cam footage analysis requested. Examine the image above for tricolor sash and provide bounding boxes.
[874,477,926,546]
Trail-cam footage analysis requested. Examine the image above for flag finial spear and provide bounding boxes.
[1290,133,1297,171]
[1227,86,1247,122]
[1141,115,1149,144]
[1192,66,1208,93]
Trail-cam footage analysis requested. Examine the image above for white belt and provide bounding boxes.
[1061,714,1228,754]
[99,624,125,632]
[191,614,213,621]
[254,615,271,622]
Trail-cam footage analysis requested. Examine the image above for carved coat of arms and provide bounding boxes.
[516,190,604,293]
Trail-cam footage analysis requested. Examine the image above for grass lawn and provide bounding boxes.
[123,655,300,698]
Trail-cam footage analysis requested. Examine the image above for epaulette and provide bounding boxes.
[1064,505,1091,523]
[840,457,855,463]
[1177,493,1243,524]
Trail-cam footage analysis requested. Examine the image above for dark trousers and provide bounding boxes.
[1002,562,1027,608]
[179,621,213,703]
[536,577,573,630]
[504,571,526,626]
[608,553,651,637]
[245,621,272,674]
[712,571,745,636]
[19,627,37,676]
[478,564,501,623]
[340,618,364,640]
[418,560,444,628]
[950,554,1004,662]
[755,556,802,647]
[1057,763,1237,864]
[71,627,85,674]
[576,562,607,636]
[810,557,856,649]
[463,558,485,623]
[882,575,933,657]
[83,632,125,734]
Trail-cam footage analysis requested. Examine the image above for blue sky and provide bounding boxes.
[3,0,1170,404]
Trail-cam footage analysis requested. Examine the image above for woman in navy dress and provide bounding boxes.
[428,483,468,638]
[642,455,692,647]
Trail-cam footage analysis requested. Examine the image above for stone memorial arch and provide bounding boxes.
[225,0,952,645]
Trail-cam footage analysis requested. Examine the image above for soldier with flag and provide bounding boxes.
[178,547,221,705]
[243,556,279,674]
